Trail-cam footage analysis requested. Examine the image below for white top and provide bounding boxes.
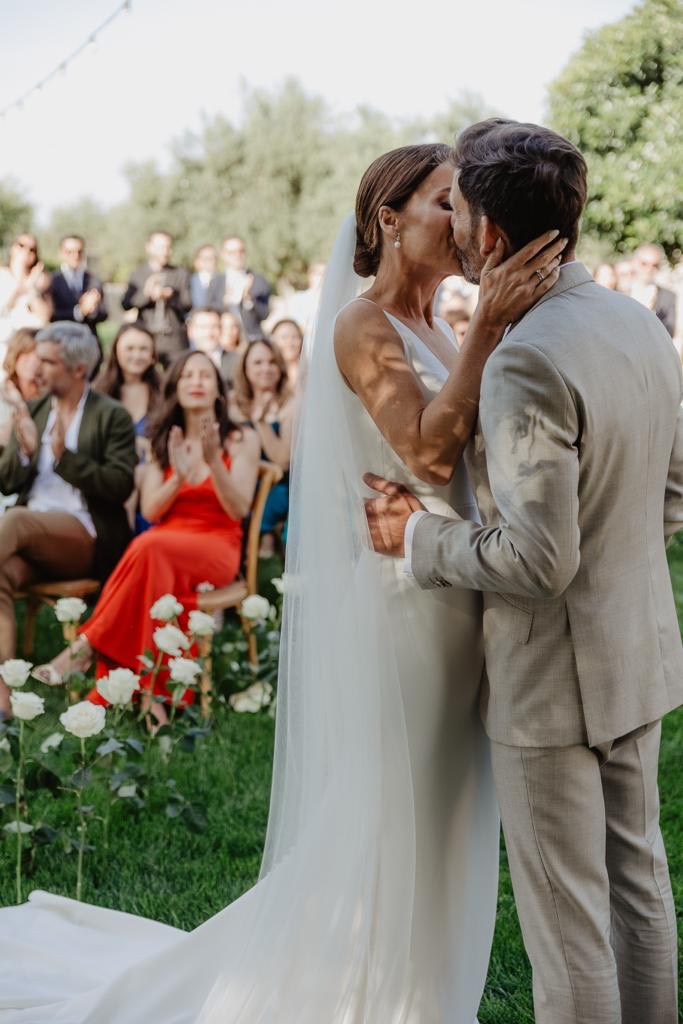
[27,387,96,536]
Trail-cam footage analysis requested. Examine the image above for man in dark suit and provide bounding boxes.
[633,243,677,338]
[207,235,271,340]
[122,230,192,367]
[50,235,107,374]
[0,322,136,716]
[190,243,218,309]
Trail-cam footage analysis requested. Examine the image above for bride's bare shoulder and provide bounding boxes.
[334,298,403,376]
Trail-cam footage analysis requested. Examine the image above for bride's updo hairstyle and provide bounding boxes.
[354,143,454,278]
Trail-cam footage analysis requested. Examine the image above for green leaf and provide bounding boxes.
[182,803,207,833]
[24,764,62,795]
[165,802,183,818]
[125,738,145,756]
[33,825,59,846]
[0,785,15,805]
[96,737,125,757]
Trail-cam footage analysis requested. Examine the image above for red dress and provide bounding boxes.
[84,458,242,704]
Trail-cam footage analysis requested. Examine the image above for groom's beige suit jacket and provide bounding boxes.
[412,263,683,748]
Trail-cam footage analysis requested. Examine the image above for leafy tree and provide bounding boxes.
[547,0,683,259]
[0,182,33,258]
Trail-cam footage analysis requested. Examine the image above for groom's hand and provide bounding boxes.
[364,472,425,557]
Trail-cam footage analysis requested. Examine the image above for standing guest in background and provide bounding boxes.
[442,306,471,349]
[593,262,618,290]
[631,243,677,338]
[614,256,635,294]
[219,310,247,388]
[270,318,304,389]
[186,306,236,384]
[50,235,107,338]
[208,235,271,340]
[190,243,218,310]
[122,230,191,367]
[0,234,52,361]
[286,261,326,332]
[0,322,136,718]
[94,324,161,533]
[34,351,260,730]
[231,339,293,557]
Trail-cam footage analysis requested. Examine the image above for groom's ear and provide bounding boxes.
[480,215,511,260]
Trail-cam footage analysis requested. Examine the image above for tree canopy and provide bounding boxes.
[547,0,683,259]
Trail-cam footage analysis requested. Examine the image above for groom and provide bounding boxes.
[366,119,683,1024]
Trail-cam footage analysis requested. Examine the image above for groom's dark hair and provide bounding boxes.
[454,119,587,253]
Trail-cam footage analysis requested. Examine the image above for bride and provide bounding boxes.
[0,144,562,1023]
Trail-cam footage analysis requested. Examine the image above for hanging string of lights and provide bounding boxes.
[0,1,133,120]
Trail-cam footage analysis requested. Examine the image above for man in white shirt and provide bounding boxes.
[0,323,136,718]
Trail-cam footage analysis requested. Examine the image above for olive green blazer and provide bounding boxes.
[0,390,137,581]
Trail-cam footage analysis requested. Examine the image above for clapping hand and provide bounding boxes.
[168,425,192,481]
[199,414,222,468]
[12,399,38,459]
[364,472,425,558]
[78,288,101,318]
[251,391,274,424]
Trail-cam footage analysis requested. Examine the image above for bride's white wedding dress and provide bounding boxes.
[0,218,498,1023]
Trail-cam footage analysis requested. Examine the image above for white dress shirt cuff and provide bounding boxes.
[403,509,429,578]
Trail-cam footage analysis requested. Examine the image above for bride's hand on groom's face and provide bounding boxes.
[363,472,425,557]
[475,230,568,330]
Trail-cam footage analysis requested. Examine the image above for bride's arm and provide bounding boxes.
[334,232,565,487]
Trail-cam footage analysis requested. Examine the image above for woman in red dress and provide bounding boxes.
[34,351,260,726]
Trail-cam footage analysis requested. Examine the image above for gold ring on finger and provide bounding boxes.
[535,269,545,284]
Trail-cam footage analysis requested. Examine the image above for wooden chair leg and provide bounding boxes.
[23,597,40,658]
[247,631,258,668]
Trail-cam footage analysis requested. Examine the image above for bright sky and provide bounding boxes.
[1,0,637,222]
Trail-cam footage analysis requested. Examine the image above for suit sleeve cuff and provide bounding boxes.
[403,509,429,577]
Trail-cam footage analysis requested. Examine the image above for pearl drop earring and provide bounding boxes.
[394,232,401,249]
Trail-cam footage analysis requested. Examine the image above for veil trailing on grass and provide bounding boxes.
[198,213,417,1020]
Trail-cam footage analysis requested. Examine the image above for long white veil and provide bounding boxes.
[199,213,417,1020]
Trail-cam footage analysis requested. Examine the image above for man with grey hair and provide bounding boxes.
[632,242,677,337]
[0,322,136,718]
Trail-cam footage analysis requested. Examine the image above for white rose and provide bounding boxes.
[0,736,10,753]
[157,734,173,757]
[3,821,33,834]
[195,581,215,593]
[10,691,45,721]
[240,595,272,621]
[54,597,88,623]
[60,701,106,739]
[188,610,215,637]
[149,594,184,621]
[168,657,201,687]
[0,659,33,688]
[117,784,137,799]
[229,681,273,713]
[153,625,190,657]
[96,668,140,705]
[270,577,284,595]
[39,732,64,754]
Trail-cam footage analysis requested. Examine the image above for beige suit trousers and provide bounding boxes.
[492,722,677,1024]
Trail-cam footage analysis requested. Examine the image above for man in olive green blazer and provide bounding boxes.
[366,121,683,1023]
[0,323,136,715]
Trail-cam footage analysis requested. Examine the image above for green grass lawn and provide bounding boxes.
[1,544,682,1021]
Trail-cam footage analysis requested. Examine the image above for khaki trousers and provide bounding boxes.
[0,507,95,664]
[492,722,677,1024]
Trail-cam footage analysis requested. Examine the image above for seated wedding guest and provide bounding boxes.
[122,230,191,367]
[270,318,304,389]
[190,243,218,309]
[0,329,43,450]
[94,324,161,533]
[187,306,223,366]
[50,235,107,338]
[0,322,136,719]
[207,235,271,339]
[593,262,618,290]
[230,339,293,557]
[631,243,677,338]
[34,350,260,729]
[0,234,52,362]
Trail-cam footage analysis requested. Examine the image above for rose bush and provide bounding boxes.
[10,692,45,721]
[54,598,88,623]
[150,594,184,622]
[96,669,140,706]
[153,625,190,657]
[60,702,106,739]
[0,659,32,688]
